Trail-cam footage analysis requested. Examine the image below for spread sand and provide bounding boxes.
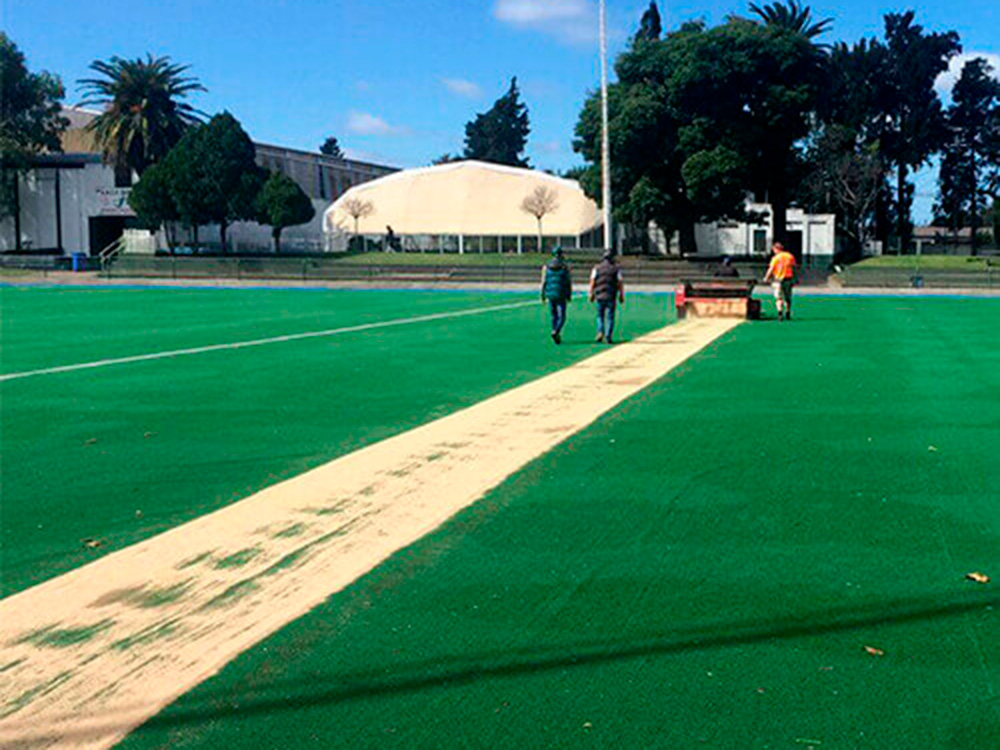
[0,317,739,749]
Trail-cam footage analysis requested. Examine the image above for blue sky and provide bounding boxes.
[4,0,998,221]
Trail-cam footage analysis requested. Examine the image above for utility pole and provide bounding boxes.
[599,0,612,252]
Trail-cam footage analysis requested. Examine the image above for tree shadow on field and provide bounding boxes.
[29,588,996,743]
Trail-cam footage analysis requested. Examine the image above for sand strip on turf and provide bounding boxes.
[0,316,739,750]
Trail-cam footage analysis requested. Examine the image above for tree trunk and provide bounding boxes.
[273,227,282,254]
[192,224,199,252]
[771,197,788,247]
[220,220,228,255]
[969,150,979,256]
[537,218,542,253]
[874,186,890,252]
[770,162,788,247]
[678,219,697,255]
[896,164,910,253]
[12,170,21,253]
[165,221,176,255]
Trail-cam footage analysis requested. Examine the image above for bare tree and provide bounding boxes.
[520,185,559,253]
[341,196,374,235]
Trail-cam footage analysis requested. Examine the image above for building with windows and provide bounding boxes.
[0,107,396,256]
[694,204,835,264]
[642,203,836,265]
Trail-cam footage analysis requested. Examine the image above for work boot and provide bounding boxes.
[551,331,561,344]
[595,332,605,343]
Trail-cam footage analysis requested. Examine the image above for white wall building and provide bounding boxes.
[692,203,836,264]
[0,107,395,256]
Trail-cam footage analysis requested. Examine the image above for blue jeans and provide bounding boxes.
[549,300,567,334]
[596,299,616,341]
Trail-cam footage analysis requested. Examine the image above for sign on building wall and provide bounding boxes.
[95,187,135,217]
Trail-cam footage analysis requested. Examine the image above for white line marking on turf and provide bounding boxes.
[0,300,534,383]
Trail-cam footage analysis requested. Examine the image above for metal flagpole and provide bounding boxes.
[599,0,612,253]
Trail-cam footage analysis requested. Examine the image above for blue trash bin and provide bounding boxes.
[71,253,86,272]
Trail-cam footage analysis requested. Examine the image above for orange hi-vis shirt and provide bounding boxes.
[767,251,797,281]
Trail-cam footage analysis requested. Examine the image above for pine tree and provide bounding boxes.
[319,137,343,158]
[463,77,530,167]
[934,57,1000,253]
[636,2,662,41]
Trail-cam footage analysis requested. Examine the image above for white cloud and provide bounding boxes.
[346,111,408,136]
[935,52,1000,98]
[441,77,482,98]
[493,0,596,44]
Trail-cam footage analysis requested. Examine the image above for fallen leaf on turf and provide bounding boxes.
[82,538,103,549]
[928,445,937,452]
[863,645,884,656]
[143,432,156,439]
[965,572,990,584]
[84,438,98,445]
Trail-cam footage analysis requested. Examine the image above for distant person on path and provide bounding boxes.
[713,255,739,277]
[588,250,625,343]
[540,246,572,344]
[762,241,797,321]
[385,225,397,252]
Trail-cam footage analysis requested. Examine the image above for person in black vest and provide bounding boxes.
[588,250,625,343]
[540,246,572,344]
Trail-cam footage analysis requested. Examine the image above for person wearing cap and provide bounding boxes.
[762,241,797,321]
[540,246,573,344]
[588,250,625,343]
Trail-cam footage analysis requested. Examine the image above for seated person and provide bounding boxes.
[713,256,739,278]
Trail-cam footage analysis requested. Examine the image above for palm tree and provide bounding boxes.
[749,0,832,39]
[78,55,205,183]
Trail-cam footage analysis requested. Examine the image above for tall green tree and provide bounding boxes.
[801,40,890,259]
[256,171,315,253]
[0,33,67,248]
[463,77,530,167]
[667,10,828,246]
[934,57,1000,253]
[78,54,204,184]
[319,136,343,158]
[127,158,180,251]
[749,0,831,38]
[164,112,263,251]
[799,125,884,261]
[742,2,831,245]
[876,12,960,251]
[574,21,749,254]
[636,2,662,42]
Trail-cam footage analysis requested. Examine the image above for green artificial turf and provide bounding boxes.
[0,286,671,596]
[113,297,999,750]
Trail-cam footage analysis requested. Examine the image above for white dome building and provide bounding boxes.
[323,160,602,253]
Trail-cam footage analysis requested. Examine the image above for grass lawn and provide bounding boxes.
[329,251,564,266]
[114,296,999,749]
[853,255,995,270]
[0,285,672,596]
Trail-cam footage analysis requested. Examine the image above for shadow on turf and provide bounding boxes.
[27,588,995,742]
